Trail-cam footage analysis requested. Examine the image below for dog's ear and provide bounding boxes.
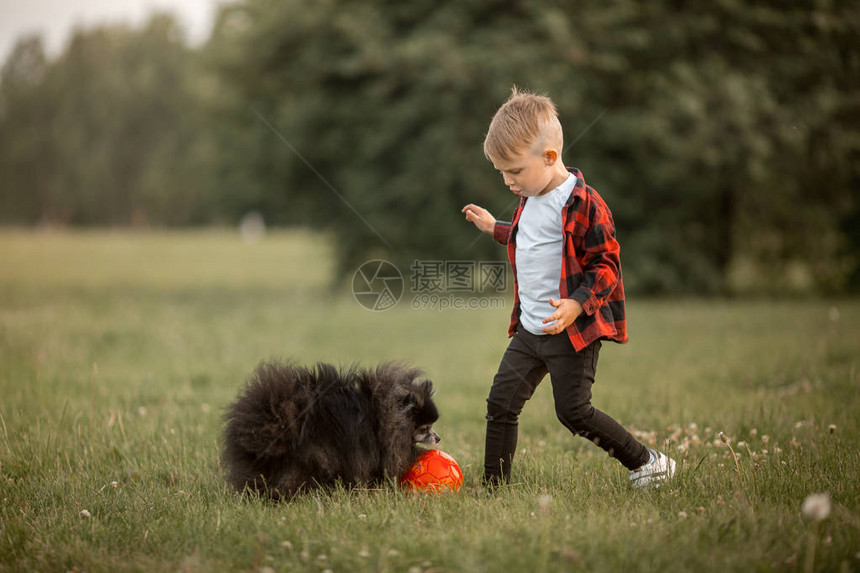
[401,378,433,408]
[410,378,438,425]
[415,378,434,401]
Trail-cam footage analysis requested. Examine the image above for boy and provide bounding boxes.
[461,88,675,488]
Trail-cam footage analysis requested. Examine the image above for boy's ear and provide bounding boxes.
[544,149,559,165]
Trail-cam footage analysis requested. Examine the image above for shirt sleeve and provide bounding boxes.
[568,201,621,316]
[493,221,512,245]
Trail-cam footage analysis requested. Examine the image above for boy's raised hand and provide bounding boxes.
[541,298,583,335]
[461,204,496,235]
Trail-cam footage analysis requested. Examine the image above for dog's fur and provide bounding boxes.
[221,360,440,500]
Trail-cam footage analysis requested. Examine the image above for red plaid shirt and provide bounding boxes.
[492,167,628,351]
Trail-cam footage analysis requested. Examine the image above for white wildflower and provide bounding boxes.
[801,493,831,521]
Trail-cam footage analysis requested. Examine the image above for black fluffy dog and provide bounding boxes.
[221,361,440,499]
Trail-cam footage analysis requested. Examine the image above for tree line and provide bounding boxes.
[1,0,857,294]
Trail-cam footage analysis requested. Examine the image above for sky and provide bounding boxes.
[0,0,219,63]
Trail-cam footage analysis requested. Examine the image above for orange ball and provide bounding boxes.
[400,449,464,492]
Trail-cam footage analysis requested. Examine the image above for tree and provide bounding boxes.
[0,14,213,225]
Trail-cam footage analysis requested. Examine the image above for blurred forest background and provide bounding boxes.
[1,0,858,295]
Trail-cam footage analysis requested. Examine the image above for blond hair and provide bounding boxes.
[483,86,563,162]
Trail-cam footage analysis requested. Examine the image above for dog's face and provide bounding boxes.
[414,422,440,446]
[408,379,441,446]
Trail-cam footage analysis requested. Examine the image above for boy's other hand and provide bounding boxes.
[541,298,583,334]
[461,204,496,235]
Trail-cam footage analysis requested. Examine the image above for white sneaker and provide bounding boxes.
[630,449,676,489]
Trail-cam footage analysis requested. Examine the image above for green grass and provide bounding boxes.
[0,229,858,572]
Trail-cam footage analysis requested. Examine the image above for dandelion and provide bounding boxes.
[762,434,770,444]
[802,493,831,573]
[678,511,688,519]
[80,509,91,518]
[537,494,553,509]
[111,481,118,488]
[801,493,831,521]
[828,424,836,434]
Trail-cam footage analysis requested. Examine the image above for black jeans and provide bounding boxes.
[484,329,649,483]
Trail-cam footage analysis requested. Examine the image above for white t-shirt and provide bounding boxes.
[515,173,576,335]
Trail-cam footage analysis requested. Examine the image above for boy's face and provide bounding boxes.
[490,147,559,198]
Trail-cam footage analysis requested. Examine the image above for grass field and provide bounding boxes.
[1,229,858,572]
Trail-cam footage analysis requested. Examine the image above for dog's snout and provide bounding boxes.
[416,428,441,446]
